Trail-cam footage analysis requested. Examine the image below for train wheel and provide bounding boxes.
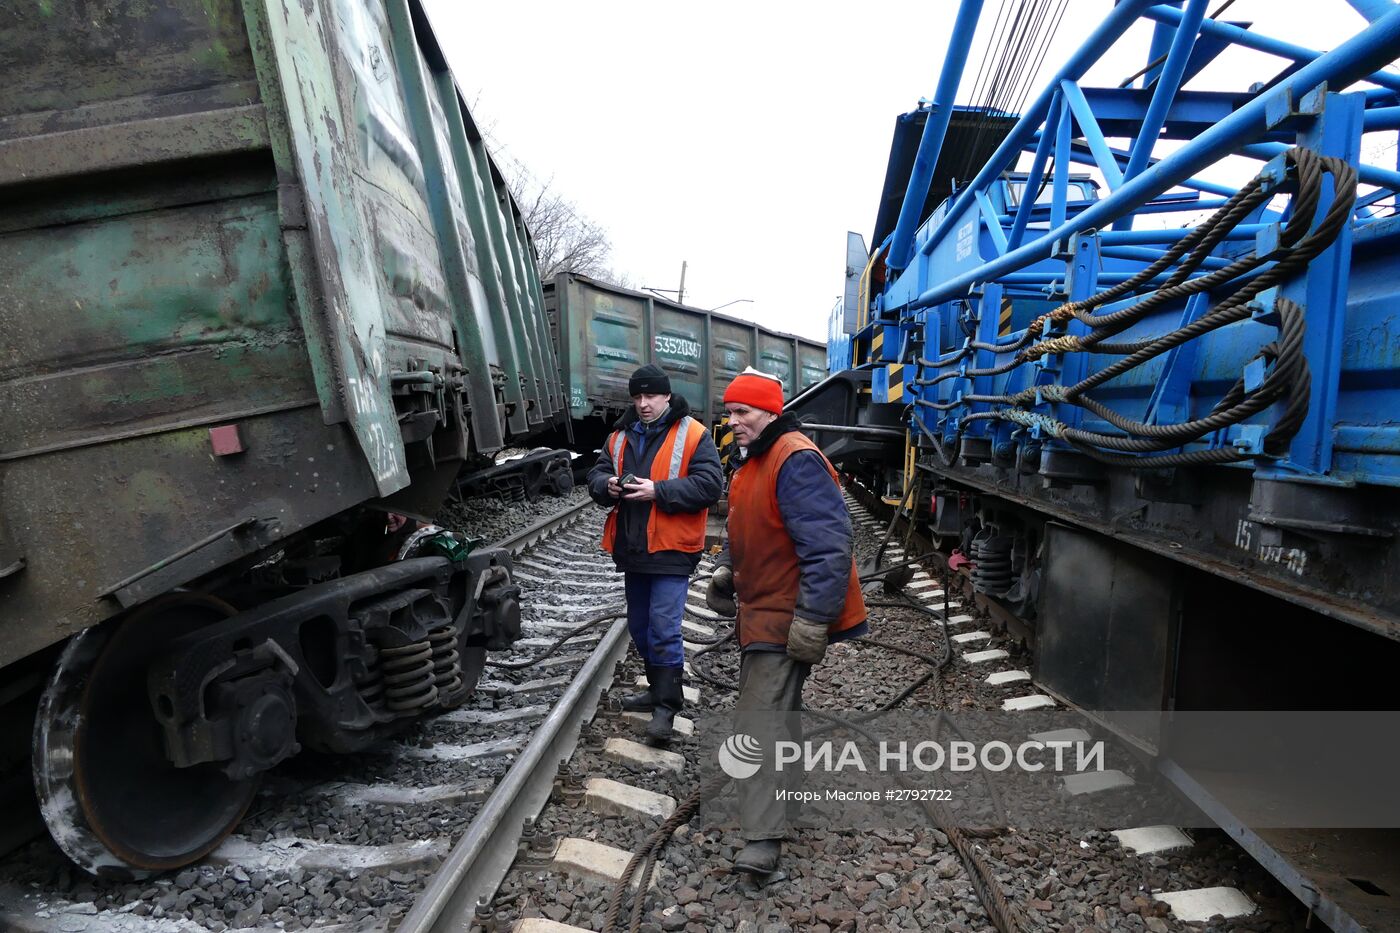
[33,594,258,878]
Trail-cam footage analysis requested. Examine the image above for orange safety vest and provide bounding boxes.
[601,416,710,554]
[727,430,866,648]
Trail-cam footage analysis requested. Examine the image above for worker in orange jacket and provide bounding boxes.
[707,368,868,875]
[588,365,722,741]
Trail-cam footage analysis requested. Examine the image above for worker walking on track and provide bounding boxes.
[588,364,723,742]
[706,367,868,875]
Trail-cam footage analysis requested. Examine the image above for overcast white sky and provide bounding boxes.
[421,1,1389,341]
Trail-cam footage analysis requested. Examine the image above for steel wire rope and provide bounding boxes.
[1060,302,1310,448]
[990,0,1056,132]
[1046,147,1329,344]
[959,0,1057,190]
[985,0,1064,186]
[956,302,1317,465]
[914,148,1354,467]
[961,0,1050,184]
[985,0,1042,119]
[942,170,1290,385]
[1041,152,1347,397]
[960,0,1040,182]
[947,0,1017,189]
[1012,0,1068,123]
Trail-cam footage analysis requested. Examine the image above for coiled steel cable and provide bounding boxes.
[915,148,1355,468]
[1063,300,1309,449]
[1056,151,1332,355]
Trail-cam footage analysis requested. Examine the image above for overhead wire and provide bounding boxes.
[1116,0,1241,90]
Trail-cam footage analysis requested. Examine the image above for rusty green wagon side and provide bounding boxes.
[0,0,562,876]
[543,273,827,452]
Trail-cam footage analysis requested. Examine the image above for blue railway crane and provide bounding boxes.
[865,0,1400,489]
[798,3,1400,929]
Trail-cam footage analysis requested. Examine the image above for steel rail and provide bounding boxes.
[397,616,628,933]
[491,497,594,555]
[398,497,627,933]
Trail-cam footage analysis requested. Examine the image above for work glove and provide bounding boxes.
[706,566,737,617]
[786,613,829,665]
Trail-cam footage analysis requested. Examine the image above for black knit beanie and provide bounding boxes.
[628,364,671,396]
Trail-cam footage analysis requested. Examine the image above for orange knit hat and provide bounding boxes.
[723,367,785,413]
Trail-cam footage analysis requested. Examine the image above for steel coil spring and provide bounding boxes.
[428,626,462,697]
[355,646,386,709]
[971,534,1014,595]
[380,641,439,712]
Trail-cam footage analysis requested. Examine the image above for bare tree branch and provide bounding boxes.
[492,154,629,285]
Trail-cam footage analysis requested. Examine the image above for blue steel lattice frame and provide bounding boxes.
[899,10,1400,308]
[876,3,1400,488]
[838,14,1400,932]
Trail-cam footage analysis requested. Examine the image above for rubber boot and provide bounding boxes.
[645,666,684,743]
[733,839,782,875]
[621,664,655,712]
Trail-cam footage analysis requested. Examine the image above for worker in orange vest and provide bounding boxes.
[706,368,868,875]
[588,365,723,741]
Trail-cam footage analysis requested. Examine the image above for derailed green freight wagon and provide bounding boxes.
[543,274,826,450]
[0,0,562,876]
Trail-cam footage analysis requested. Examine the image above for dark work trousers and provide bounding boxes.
[734,649,810,842]
[623,572,689,669]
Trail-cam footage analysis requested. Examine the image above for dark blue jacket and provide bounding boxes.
[586,395,723,574]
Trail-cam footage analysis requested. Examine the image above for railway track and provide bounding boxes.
[447,495,1311,933]
[0,491,1314,932]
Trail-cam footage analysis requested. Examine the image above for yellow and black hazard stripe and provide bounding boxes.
[885,362,905,402]
[881,431,918,506]
[714,415,737,470]
[871,327,885,361]
[999,296,1014,337]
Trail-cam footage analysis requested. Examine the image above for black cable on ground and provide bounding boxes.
[687,629,738,692]
[485,606,626,670]
[604,556,1023,933]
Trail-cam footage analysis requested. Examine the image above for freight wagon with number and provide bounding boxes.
[541,274,827,454]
